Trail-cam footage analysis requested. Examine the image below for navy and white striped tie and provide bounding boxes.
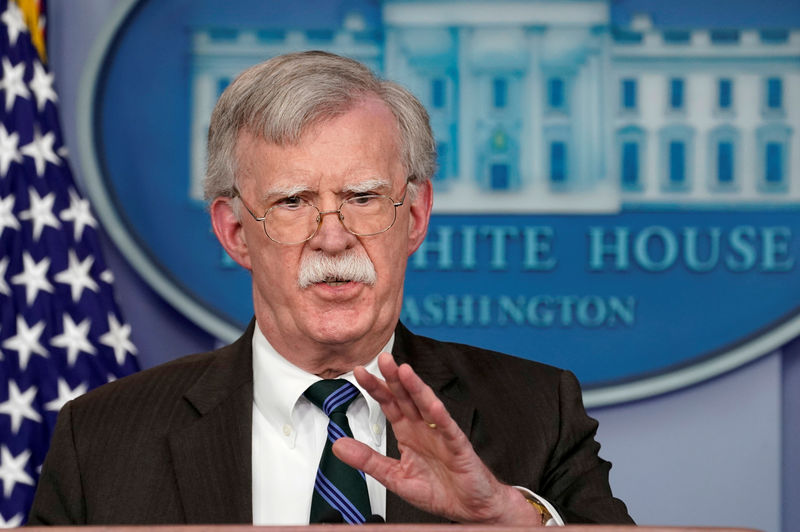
[304,379,372,524]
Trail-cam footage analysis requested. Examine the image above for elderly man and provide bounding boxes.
[29,51,632,526]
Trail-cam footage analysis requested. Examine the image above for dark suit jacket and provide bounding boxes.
[28,321,632,525]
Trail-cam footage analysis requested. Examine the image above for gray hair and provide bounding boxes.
[203,50,436,204]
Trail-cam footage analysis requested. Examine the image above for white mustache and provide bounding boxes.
[298,251,377,288]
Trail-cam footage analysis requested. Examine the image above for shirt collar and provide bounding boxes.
[252,322,391,445]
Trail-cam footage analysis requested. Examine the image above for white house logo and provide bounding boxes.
[79,0,800,406]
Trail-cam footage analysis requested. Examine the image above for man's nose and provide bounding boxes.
[309,208,355,251]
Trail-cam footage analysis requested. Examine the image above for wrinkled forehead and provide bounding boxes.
[233,98,404,174]
[232,99,406,195]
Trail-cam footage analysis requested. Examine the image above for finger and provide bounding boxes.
[353,365,404,423]
[378,353,423,423]
[332,437,401,491]
[352,365,388,399]
[396,363,470,448]
[396,363,448,425]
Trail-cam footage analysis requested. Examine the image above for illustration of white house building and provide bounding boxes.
[188,0,799,213]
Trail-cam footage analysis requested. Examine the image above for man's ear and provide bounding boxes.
[407,179,433,257]
[210,197,253,270]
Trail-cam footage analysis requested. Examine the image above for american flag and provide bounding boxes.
[0,0,140,526]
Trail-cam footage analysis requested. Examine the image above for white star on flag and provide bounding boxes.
[0,56,29,112]
[0,511,23,528]
[99,313,138,366]
[0,446,35,498]
[54,249,99,303]
[1,315,48,371]
[44,379,88,413]
[0,256,9,295]
[0,381,41,434]
[17,187,60,240]
[0,1,25,46]
[20,129,59,177]
[50,314,97,366]
[0,193,19,234]
[10,251,53,305]
[0,123,21,176]
[28,60,57,111]
[59,188,97,241]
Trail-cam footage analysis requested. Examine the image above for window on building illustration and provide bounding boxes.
[490,163,510,189]
[760,29,789,44]
[617,125,645,191]
[208,28,237,41]
[708,126,738,191]
[710,29,739,44]
[256,29,287,42]
[669,141,685,185]
[756,124,790,192]
[548,77,565,110]
[621,79,637,110]
[431,78,446,109]
[717,141,734,184]
[550,142,567,183]
[493,78,508,109]
[660,125,693,191]
[612,28,643,44]
[718,79,733,110]
[622,142,639,188]
[669,78,684,110]
[766,77,783,110]
[307,29,335,41]
[765,142,784,185]
[663,30,690,44]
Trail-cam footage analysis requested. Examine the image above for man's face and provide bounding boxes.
[212,97,432,360]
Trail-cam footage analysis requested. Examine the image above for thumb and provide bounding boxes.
[333,437,397,490]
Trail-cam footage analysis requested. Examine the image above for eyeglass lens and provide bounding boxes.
[264,195,398,244]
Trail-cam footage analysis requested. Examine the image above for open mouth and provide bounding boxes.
[322,277,350,287]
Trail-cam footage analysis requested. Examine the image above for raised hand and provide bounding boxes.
[332,353,543,525]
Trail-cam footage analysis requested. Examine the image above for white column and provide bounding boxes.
[527,27,545,189]
[457,27,475,189]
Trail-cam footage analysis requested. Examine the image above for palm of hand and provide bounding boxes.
[332,353,534,524]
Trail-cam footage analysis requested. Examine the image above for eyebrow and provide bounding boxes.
[260,183,312,202]
[261,178,392,201]
[343,178,391,194]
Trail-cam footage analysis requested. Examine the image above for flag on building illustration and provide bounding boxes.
[0,0,140,525]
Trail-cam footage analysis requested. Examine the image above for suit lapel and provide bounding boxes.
[386,323,475,524]
[168,322,255,524]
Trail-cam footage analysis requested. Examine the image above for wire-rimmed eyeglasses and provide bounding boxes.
[232,181,410,245]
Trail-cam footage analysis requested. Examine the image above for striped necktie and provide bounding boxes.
[304,379,372,524]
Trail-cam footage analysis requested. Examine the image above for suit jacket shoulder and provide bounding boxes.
[28,322,256,525]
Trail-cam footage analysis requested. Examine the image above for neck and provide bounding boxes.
[255,320,394,378]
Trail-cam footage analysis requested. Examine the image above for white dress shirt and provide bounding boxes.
[251,325,388,525]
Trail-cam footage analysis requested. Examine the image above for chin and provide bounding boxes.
[306,317,372,346]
